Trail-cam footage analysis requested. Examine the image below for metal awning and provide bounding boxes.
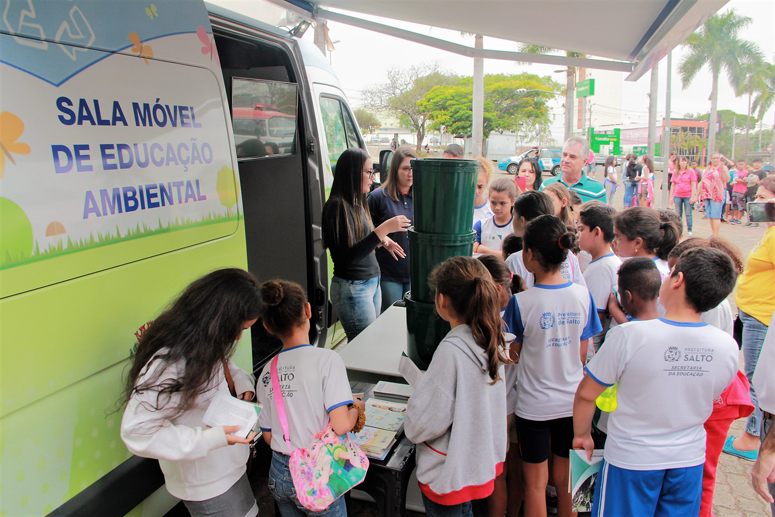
[269,0,729,80]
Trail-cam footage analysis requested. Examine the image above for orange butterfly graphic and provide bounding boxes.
[197,26,220,67]
[129,32,154,64]
[0,111,31,179]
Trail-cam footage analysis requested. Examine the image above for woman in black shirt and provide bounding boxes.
[323,148,410,340]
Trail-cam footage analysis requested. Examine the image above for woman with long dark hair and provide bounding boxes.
[120,269,262,517]
[323,148,410,340]
[517,157,543,192]
[368,146,416,311]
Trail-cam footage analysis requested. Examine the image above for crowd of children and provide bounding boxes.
[398,163,749,516]
[119,149,770,517]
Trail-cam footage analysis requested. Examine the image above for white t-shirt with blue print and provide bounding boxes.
[503,282,602,421]
[256,345,353,453]
[473,215,513,252]
[585,318,738,470]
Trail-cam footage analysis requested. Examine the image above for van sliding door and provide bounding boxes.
[213,29,324,371]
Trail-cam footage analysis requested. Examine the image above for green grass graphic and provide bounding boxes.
[1,211,239,270]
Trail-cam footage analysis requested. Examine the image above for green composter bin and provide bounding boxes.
[405,292,450,370]
[410,158,479,234]
[408,228,476,303]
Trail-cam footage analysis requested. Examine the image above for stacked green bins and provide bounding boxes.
[406,158,479,369]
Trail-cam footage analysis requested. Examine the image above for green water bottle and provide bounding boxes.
[596,384,618,412]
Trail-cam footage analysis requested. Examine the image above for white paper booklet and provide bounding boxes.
[202,391,259,439]
[399,353,424,389]
[569,449,604,512]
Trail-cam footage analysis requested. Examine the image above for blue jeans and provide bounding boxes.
[421,493,473,517]
[623,182,639,207]
[330,276,380,341]
[674,196,694,232]
[741,309,770,437]
[380,280,410,313]
[269,451,348,517]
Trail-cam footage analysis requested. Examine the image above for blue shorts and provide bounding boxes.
[704,199,723,219]
[591,459,703,517]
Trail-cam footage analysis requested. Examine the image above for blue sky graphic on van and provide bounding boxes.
[0,0,210,85]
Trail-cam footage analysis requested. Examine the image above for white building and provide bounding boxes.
[576,68,624,133]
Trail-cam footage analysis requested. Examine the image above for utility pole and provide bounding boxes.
[581,95,587,137]
[564,68,575,142]
[648,62,659,158]
[472,35,484,157]
[732,116,736,159]
[663,51,672,209]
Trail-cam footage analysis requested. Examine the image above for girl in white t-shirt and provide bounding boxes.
[256,280,363,517]
[503,215,602,517]
[613,207,679,280]
[120,269,261,517]
[506,191,587,288]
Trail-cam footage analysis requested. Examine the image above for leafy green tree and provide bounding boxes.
[752,59,775,162]
[352,108,380,135]
[678,9,762,154]
[420,73,562,142]
[735,59,768,159]
[363,64,453,151]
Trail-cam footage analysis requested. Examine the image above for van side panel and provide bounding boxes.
[0,2,250,515]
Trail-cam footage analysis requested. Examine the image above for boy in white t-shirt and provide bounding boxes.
[578,205,621,352]
[474,178,517,257]
[573,248,739,517]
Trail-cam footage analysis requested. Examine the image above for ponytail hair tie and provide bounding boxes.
[558,235,565,250]
[510,273,514,279]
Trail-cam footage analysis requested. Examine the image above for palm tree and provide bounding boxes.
[734,59,766,159]
[678,9,761,155]
[752,58,775,163]
[519,45,584,142]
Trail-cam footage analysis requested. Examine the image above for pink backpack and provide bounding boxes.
[270,355,369,511]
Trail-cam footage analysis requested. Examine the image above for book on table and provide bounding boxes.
[352,386,409,459]
[372,380,413,403]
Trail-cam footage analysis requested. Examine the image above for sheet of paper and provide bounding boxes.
[399,353,424,390]
[202,391,258,439]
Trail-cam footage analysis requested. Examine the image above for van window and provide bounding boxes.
[319,96,359,166]
[232,78,298,159]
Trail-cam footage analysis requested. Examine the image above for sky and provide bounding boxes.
[212,0,774,142]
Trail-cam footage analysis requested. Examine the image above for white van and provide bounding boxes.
[0,1,365,515]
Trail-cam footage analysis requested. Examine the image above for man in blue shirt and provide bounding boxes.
[541,137,606,203]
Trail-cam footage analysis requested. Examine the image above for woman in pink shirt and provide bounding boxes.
[671,156,698,236]
[701,152,731,236]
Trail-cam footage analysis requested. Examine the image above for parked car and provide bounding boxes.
[498,148,564,176]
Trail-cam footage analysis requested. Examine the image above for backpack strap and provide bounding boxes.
[270,355,293,454]
[222,359,236,397]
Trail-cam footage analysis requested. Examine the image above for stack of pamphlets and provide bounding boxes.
[352,387,411,460]
[372,381,413,403]
[569,449,604,512]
